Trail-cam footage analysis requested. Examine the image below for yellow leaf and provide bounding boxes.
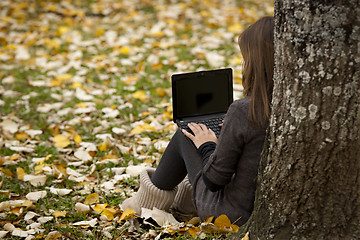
[130,124,155,135]
[132,90,147,102]
[124,75,139,85]
[17,167,25,180]
[205,216,214,223]
[95,27,105,37]
[214,214,239,233]
[156,88,167,97]
[53,210,67,218]
[75,102,88,108]
[52,135,71,148]
[74,134,82,144]
[84,193,100,205]
[1,168,14,177]
[9,154,19,161]
[53,162,67,178]
[188,226,201,237]
[9,207,23,216]
[92,203,107,213]
[45,231,62,240]
[143,158,155,164]
[57,26,69,36]
[151,31,165,37]
[228,23,244,33]
[214,214,231,227]
[118,208,136,222]
[50,79,63,87]
[55,74,72,81]
[34,158,45,173]
[71,82,82,89]
[100,155,118,161]
[101,207,118,221]
[117,46,129,55]
[16,132,30,141]
[151,62,163,70]
[98,142,107,152]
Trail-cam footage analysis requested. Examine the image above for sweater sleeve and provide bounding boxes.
[202,99,249,187]
[197,142,223,192]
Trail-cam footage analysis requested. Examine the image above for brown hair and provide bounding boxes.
[238,16,274,130]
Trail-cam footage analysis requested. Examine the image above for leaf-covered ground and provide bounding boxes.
[0,0,273,239]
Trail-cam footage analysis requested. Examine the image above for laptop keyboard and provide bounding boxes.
[179,116,224,138]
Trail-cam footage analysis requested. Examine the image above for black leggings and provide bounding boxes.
[151,129,203,190]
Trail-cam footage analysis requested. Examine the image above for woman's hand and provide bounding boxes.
[182,122,217,148]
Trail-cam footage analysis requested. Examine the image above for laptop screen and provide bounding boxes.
[172,68,233,121]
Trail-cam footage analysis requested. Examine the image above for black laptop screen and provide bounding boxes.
[172,68,233,120]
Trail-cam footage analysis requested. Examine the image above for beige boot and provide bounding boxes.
[170,176,197,216]
[121,168,178,215]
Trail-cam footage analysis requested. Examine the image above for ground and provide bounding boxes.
[0,0,272,239]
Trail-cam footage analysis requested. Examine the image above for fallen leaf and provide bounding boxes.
[16,167,25,180]
[84,193,100,205]
[49,187,72,196]
[73,218,97,227]
[132,90,147,102]
[98,141,107,152]
[0,119,18,134]
[23,174,47,186]
[119,208,136,222]
[16,132,30,141]
[141,207,179,227]
[53,210,67,218]
[75,203,90,213]
[26,191,47,201]
[52,135,71,148]
[74,134,82,144]
[45,231,62,240]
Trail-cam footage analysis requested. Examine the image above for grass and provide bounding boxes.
[0,0,273,239]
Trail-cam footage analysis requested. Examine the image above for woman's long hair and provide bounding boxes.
[238,16,274,130]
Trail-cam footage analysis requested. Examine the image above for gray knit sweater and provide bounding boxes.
[192,97,266,226]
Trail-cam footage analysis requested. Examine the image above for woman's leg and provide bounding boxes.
[151,129,202,190]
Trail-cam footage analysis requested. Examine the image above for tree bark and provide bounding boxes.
[247,1,360,239]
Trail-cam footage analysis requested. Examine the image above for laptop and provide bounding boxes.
[171,68,233,137]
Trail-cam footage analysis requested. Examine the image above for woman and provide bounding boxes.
[122,16,274,226]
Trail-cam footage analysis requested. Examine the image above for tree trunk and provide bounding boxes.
[248,1,360,239]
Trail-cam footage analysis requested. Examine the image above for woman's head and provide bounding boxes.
[238,16,274,130]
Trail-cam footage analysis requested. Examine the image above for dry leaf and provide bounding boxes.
[98,141,107,151]
[100,207,118,221]
[52,135,71,148]
[84,193,100,205]
[118,208,136,222]
[75,203,90,213]
[141,207,179,227]
[16,132,30,141]
[49,187,72,196]
[23,174,47,186]
[26,191,47,201]
[53,210,67,218]
[16,167,25,180]
[213,214,239,233]
[92,203,107,213]
[45,231,62,240]
[74,134,82,144]
[132,90,147,102]
[0,119,18,134]
[73,218,97,227]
